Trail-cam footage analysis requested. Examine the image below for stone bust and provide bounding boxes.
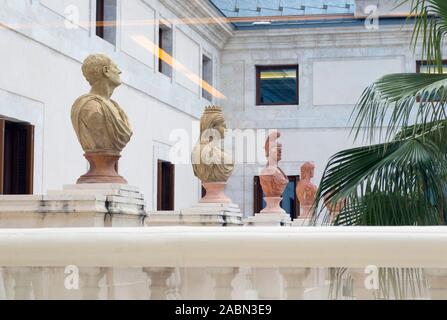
[71,54,132,183]
[71,54,132,154]
[191,106,234,183]
[296,162,318,217]
[260,131,288,197]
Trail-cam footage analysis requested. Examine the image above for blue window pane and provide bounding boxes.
[258,67,298,105]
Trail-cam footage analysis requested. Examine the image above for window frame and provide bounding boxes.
[416,60,447,74]
[0,118,34,195]
[255,64,299,106]
[157,159,175,211]
[202,54,213,102]
[158,22,173,78]
[95,0,117,45]
[96,0,105,39]
[416,60,447,102]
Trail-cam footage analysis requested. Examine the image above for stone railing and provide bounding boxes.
[0,226,447,300]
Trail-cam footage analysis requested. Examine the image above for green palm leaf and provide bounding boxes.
[352,73,447,142]
[319,0,447,299]
[314,134,447,226]
[402,0,447,70]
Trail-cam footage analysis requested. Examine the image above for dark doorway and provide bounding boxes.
[157,159,175,210]
[0,118,34,195]
[253,175,300,219]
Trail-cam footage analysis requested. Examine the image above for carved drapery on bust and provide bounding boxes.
[191,106,234,203]
[191,106,234,183]
[71,54,132,184]
[259,131,288,214]
[71,95,132,153]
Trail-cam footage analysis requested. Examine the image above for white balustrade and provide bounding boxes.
[0,227,445,299]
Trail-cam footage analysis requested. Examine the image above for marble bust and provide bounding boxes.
[296,162,318,217]
[191,106,234,203]
[259,131,289,213]
[71,54,132,183]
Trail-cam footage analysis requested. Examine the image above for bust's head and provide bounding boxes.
[82,54,122,88]
[265,131,282,165]
[301,162,315,180]
[200,106,226,142]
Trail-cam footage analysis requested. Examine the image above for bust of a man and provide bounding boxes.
[71,54,132,183]
[259,131,289,213]
[260,131,288,197]
[296,162,318,217]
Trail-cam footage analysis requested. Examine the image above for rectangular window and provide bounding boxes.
[159,22,173,78]
[416,60,447,74]
[256,65,298,106]
[157,160,175,210]
[96,0,117,45]
[416,60,447,102]
[202,54,213,101]
[253,175,300,219]
[0,118,34,195]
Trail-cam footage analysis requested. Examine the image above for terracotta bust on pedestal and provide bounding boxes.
[259,131,289,213]
[191,106,234,203]
[71,54,132,184]
[296,162,318,218]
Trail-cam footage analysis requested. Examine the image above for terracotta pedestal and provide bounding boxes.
[200,182,231,204]
[77,152,127,184]
[261,197,286,214]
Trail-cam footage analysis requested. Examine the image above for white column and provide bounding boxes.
[280,268,310,300]
[143,267,176,300]
[1,267,14,300]
[80,267,106,300]
[425,269,447,299]
[241,267,258,299]
[10,267,34,300]
[349,268,375,300]
[208,267,237,300]
[30,267,46,300]
[166,268,181,300]
[253,268,283,299]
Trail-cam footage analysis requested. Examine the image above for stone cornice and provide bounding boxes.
[159,0,233,49]
[223,24,415,50]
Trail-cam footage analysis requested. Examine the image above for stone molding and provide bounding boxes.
[159,0,233,49]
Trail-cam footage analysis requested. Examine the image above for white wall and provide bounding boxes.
[313,58,403,106]
[175,29,201,95]
[0,0,226,210]
[39,0,91,30]
[121,0,156,69]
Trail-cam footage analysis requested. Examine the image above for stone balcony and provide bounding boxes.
[0,226,446,300]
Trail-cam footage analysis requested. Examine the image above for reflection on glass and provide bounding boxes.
[417,61,447,102]
[418,63,447,74]
[258,67,298,105]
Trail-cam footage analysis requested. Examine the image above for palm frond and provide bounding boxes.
[399,0,447,69]
[313,133,447,226]
[352,73,447,142]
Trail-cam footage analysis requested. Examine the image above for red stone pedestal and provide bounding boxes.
[261,196,286,214]
[77,152,127,184]
[200,182,231,204]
